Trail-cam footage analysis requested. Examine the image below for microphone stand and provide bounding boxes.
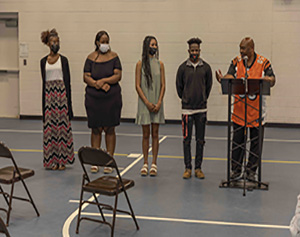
[244,56,248,93]
[220,55,269,195]
[242,56,248,196]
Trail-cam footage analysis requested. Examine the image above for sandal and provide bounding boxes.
[140,163,148,176]
[51,163,59,170]
[149,164,157,177]
[58,164,66,170]
[104,167,113,174]
[91,166,99,173]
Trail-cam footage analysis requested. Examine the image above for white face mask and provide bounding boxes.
[99,44,110,53]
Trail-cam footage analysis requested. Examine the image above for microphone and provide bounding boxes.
[242,55,249,93]
[243,56,249,77]
[243,55,248,72]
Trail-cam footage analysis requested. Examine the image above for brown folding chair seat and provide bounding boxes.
[0,142,40,226]
[76,146,139,237]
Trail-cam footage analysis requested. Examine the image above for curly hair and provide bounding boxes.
[187,37,202,46]
[41,29,59,45]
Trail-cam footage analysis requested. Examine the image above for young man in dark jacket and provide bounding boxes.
[176,37,212,179]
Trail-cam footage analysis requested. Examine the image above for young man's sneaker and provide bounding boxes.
[195,169,205,179]
[182,169,192,179]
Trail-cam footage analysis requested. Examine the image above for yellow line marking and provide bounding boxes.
[262,160,300,164]
[9,149,300,164]
[10,148,127,157]
[154,155,300,164]
[11,148,43,153]
[157,155,227,161]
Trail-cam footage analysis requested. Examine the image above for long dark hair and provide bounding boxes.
[142,36,159,88]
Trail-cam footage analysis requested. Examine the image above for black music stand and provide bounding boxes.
[219,78,270,196]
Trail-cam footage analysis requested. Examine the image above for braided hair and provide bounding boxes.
[142,36,159,88]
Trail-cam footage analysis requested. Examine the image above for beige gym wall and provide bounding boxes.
[0,0,299,123]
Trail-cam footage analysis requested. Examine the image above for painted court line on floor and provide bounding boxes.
[62,136,168,237]
[1,129,300,143]
[9,148,128,157]
[80,212,290,230]
[9,148,300,165]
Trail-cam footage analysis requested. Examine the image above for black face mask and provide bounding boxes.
[51,44,60,54]
[149,47,157,56]
[190,53,199,62]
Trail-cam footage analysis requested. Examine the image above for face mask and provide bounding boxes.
[50,44,60,54]
[99,44,110,53]
[190,53,199,62]
[149,47,157,56]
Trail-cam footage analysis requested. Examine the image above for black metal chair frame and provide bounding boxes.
[0,217,10,237]
[0,142,39,226]
[76,146,139,237]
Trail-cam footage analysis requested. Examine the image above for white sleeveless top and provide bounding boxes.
[45,56,63,81]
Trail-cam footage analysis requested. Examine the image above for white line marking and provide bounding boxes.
[119,136,167,176]
[69,200,80,203]
[127,153,141,158]
[0,128,299,143]
[62,196,97,237]
[62,136,167,237]
[80,212,289,230]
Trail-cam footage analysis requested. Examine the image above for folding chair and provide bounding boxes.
[76,146,139,237]
[0,142,40,226]
[0,217,10,237]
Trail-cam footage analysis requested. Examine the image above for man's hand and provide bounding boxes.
[262,76,275,87]
[215,69,223,83]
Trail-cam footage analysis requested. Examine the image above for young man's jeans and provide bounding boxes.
[182,112,206,170]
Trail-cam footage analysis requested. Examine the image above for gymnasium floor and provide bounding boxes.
[0,118,299,237]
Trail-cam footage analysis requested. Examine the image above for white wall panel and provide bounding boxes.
[0,0,299,123]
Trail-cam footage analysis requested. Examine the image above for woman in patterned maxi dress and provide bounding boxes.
[40,29,74,170]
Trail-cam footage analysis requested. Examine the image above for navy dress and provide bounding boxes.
[84,56,122,128]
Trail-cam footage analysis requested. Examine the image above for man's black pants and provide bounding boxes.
[231,122,264,174]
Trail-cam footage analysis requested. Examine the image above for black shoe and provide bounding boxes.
[230,171,241,179]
